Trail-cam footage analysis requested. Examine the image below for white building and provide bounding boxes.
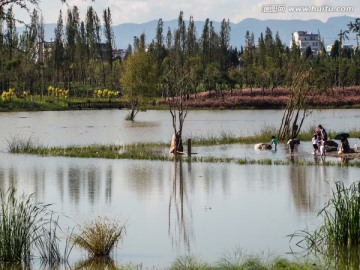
[326,43,356,55]
[290,31,321,55]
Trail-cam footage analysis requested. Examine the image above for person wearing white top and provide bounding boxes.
[312,134,319,154]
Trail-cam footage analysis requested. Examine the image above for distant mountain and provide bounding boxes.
[42,15,358,49]
[111,15,357,49]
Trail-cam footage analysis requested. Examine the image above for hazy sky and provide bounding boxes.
[16,0,359,25]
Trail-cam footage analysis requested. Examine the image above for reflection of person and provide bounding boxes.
[269,136,277,151]
[312,134,319,154]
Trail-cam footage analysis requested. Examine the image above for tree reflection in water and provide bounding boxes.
[168,159,194,252]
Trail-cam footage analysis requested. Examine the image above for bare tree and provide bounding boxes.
[278,69,317,141]
[164,61,192,154]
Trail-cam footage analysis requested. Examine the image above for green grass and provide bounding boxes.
[297,126,360,142]
[8,139,360,168]
[188,126,277,145]
[0,186,67,265]
[168,253,328,270]
[7,127,360,168]
[0,97,69,111]
[290,181,360,268]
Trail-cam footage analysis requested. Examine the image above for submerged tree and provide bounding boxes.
[277,68,317,141]
[164,58,193,154]
[120,44,157,121]
[164,12,195,154]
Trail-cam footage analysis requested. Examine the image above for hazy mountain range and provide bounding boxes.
[42,15,358,49]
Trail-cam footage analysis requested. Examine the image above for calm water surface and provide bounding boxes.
[0,109,360,268]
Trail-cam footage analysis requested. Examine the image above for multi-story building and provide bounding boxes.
[290,31,321,55]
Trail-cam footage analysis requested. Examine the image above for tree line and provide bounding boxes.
[0,7,360,100]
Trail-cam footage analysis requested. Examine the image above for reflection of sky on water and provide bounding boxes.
[0,109,359,151]
[0,152,359,268]
[0,109,359,268]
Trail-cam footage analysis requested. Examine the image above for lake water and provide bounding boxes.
[0,109,359,268]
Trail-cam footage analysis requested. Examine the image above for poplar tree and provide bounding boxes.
[103,7,114,69]
[4,7,18,60]
[65,6,80,86]
[85,6,99,85]
[200,18,210,68]
[54,10,64,84]
[186,16,197,58]
[76,22,87,84]
[154,18,166,96]
[219,19,231,71]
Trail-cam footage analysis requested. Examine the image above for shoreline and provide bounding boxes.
[1,86,360,112]
[326,148,360,159]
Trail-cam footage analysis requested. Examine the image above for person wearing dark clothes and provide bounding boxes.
[340,136,350,153]
[318,125,328,142]
[288,137,295,154]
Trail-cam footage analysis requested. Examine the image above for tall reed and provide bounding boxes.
[320,181,360,248]
[34,214,75,267]
[0,186,72,266]
[0,186,49,263]
[290,181,360,264]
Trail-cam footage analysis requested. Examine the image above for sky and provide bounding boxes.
[16,0,359,25]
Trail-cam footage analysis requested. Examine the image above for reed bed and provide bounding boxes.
[169,253,327,270]
[0,186,68,265]
[188,126,277,146]
[7,132,360,168]
[9,140,360,168]
[290,181,360,266]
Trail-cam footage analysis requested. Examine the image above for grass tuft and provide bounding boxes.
[6,134,37,153]
[169,255,210,270]
[72,216,126,258]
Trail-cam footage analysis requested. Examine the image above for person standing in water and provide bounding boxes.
[312,134,319,154]
[288,137,295,154]
[269,135,278,151]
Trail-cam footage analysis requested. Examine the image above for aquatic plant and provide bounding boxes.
[6,135,37,153]
[72,216,126,258]
[169,252,326,270]
[34,215,75,267]
[169,255,210,270]
[0,186,65,264]
[290,181,360,265]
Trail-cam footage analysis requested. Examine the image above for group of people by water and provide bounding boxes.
[311,124,328,157]
[267,124,352,156]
